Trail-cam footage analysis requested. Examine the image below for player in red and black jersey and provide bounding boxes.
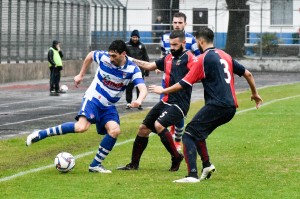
[118,30,196,172]
[149,27,263,183]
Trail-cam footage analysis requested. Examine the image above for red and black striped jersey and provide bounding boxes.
[155,50,195,114]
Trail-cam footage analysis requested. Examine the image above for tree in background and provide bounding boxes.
[225,0,249,58]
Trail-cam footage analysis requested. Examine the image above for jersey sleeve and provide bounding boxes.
[232,59,246,77]
[93,50,105,65]
[131,66,145,86]
[179,56,205,88]
[154,56,165,71]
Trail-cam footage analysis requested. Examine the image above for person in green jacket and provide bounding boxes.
[48,40,63,95]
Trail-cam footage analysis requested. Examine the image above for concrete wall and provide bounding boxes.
[237,58,300,72]
[0,60,88,83]
[0,53,299,84]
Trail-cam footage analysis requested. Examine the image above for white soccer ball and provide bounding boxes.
[60,85,68,92]
[54,152,75,173]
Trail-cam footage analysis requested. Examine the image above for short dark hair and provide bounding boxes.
[173,12,186,22]
[169,30,185,42]
[108,40,127,54]
[194,27,214,43]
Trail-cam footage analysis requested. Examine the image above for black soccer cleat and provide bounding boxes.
[117,163,139,170]
[169,153,184,172]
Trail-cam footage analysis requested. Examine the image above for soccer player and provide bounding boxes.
[149,27,263,183]
[117,30,195,171]
[26,40,147,173]
[159,12,200,151]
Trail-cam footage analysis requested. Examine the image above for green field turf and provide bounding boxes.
[0,83,299,199]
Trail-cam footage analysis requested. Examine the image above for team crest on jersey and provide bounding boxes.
[139,45,142,49]
[89,113,95,119]
[122,72,127,78]
[176,60,181,65]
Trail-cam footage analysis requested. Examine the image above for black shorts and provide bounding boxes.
[143,101,185,133]
[185,104,236,140]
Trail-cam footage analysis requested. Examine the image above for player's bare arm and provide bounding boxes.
[243,69,263,109]
[130,84,148,108]
[149,82,183,94]
[74,51,94,87]
[132,58,157,71]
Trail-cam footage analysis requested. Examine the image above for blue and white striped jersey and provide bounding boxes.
[84,50,145,108]
[160,32,200,56]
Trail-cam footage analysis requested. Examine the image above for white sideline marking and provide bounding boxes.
[1,94,300,183]
[0,138,136,183]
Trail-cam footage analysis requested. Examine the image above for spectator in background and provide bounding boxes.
[153,15,165,43]
[48,40,63,96]
[125,30,150,110]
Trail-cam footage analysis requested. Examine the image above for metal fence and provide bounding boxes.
[0,0,90,64]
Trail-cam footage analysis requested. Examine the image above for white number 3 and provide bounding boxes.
[220,59,231,84]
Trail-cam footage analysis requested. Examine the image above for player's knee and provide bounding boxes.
[74,122,90,133]
[138,124,150,137]
[108,128,121,138]
[75,125,89,133]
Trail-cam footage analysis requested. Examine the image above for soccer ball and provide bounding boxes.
[54,152,75,173]
[60,85,68,92]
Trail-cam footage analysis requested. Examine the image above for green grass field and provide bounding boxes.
[0,83,299,199]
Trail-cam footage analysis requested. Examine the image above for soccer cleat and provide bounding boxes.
[50,91,60,96]
[173,176,200,183]
[174,141,182,151]
[26,131,40,146]
[169,153,184,172]
[137,105,143,110]
[126,103,131,109]
[89,165,112,173]
[117,163,139,170]
[200,164,216,181]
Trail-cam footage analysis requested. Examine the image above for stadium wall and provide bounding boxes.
[0,55,299,84]
[0,60,88,84]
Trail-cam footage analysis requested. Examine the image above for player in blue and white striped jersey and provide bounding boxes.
[26,40,147,173]
[160,12,200,56]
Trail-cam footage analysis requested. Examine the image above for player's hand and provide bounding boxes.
[130,100,141,108]
[74,74,83,88]
[149,85,164,94]
[155,69,161,74]
[251,94,263,109]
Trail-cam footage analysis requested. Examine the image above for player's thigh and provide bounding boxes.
[186,105,236,140]
[157,105,184,129]
[75,116,91,133]
[143,101,165,133]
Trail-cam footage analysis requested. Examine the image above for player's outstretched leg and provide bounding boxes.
[26,122,75,146]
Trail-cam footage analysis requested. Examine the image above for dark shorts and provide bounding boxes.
[185,104,236,141]
[75,98,120,135]
[143,101,185,133]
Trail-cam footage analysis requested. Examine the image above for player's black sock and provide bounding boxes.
[159,128,180,158]
[131,135,148,166]
[182,133,198,177]
[196,139,211,168]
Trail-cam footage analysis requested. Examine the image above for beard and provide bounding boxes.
[198,44,204,54]
[170,45,183,57]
